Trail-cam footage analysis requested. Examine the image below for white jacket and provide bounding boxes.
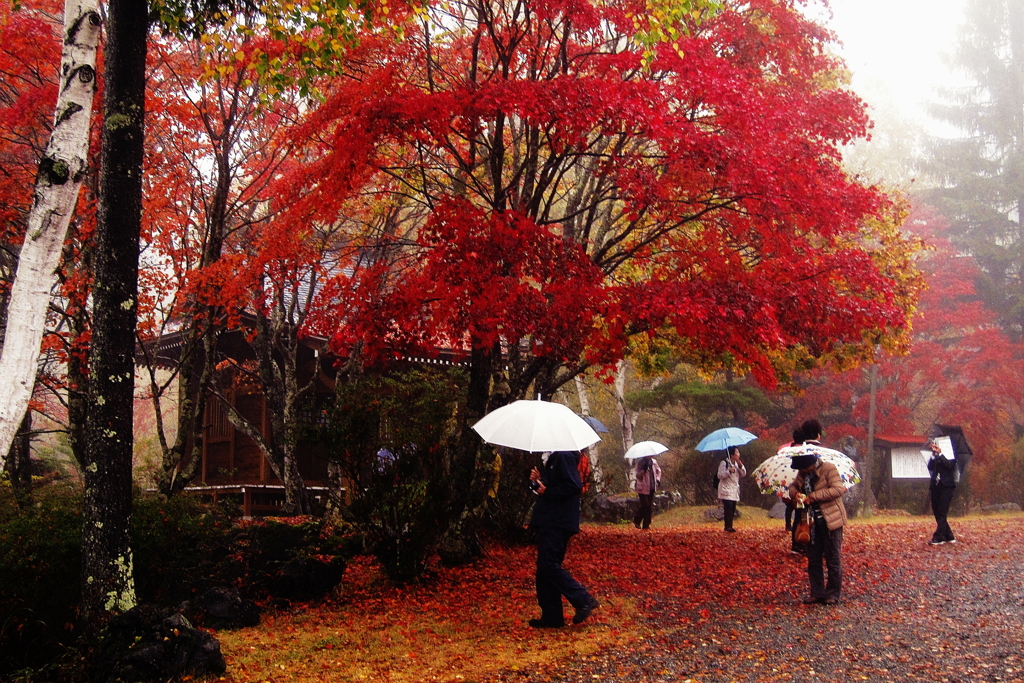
[717,459,746,502]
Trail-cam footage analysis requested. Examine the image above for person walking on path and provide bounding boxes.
[927,439,958,545]
[528,450,600,628]
[633,455,662,530]
[717,446,746,532]
[789,448,847,605]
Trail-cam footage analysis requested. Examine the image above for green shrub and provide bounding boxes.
[130,494,237,604]
[316,368,469,582]
[232,516,351,600]
[0,488,353,680]
[484,448,538,544]
[0,484,82,675]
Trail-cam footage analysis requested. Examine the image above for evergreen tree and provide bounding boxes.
[923,0,1024,339]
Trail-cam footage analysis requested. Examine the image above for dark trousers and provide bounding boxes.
[807,522,843,601]
[535,526,593,624]
[785,504,794,531]
[930,486,956,542]
[634,494,654,529]
[722,499,737,530]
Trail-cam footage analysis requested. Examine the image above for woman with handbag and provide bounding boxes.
[789,449,848,606]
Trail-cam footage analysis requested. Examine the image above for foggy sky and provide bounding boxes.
[823,0,968,128]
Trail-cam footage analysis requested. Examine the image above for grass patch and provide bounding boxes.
[652,502,774,527]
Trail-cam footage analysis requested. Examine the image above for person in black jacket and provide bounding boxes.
[527,451,599,628]
[927,439,958,545]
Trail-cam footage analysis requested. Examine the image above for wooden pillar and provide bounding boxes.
[201,403,209,484]
[227,388,236,482]
[260,395,269,483]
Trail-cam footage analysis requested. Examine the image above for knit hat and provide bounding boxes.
[790,454,819,470]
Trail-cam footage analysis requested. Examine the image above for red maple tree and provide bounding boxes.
[767,204,1024,506]
[283,0,918,408]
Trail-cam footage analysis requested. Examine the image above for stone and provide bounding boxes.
[768,500,788,519]
[584,492,681,523]
[103,605,226,683]
[703,506,742,522]
[981,502,1022,512]
[181,586,260,630]
[268,555,346,601]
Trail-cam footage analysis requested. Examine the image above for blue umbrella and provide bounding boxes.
[581,415,610,433]
[695,427,757,452]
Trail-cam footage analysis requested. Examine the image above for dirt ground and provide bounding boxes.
[491,515,1024,683]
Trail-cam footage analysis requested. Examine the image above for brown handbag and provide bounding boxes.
[794,509,811,544]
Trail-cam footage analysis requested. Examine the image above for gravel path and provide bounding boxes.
[494,517,1024,683]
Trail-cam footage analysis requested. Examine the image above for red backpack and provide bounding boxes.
[578,452,592,494]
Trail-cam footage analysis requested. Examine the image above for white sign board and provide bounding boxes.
[932,436,955,460]
[891,445,930,479]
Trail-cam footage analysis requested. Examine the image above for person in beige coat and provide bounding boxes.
[789,454,847,605]
[717,447,746,532]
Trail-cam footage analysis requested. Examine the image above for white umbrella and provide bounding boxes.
[472,399,601,452]
[623,441,669,459]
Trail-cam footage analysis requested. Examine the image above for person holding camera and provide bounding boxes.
[717,446,747,532]
[927,439,958,545]
[527,451,599,628]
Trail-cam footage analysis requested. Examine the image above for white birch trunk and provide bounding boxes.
[574,374,605,492]
[0,0,100,466]
[614,360,639,490]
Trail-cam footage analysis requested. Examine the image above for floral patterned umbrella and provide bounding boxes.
[752,444,861,496]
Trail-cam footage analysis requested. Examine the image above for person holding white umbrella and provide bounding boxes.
[473,399,601,628]
[632,456,662,529]
[624,441,668,529]
[717,446,747,532]
[527,451,600,628]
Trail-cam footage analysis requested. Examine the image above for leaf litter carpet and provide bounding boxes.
[497,517,1024,683]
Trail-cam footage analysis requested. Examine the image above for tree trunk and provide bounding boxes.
[255,308,310,515]
[5,410,33,509]
[861,363,879,513]
[81,0,147,623]
[151,322,217,496]
[152,79,238,495]
[614,360,638,489]
[436,342,493,564]
[0,0,100,466]
[281,441,310,514]
[455,342,492,501]
[574,374,605,491]
[212,308,312,515]
[65,304,91,469]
